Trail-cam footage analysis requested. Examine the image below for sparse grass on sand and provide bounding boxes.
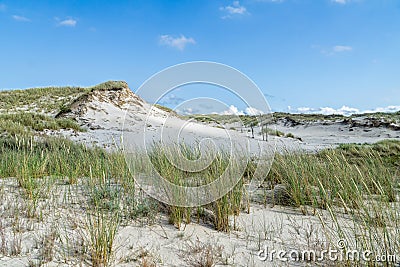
[0,81,128,115]
[0,112,84,136]
[0,132,399,265]
[186,111,400,125]
[266,140,400,262]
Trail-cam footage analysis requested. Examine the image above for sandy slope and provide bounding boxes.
[0,178,338,267]
[55,85,281,156]
[52,85,399,154]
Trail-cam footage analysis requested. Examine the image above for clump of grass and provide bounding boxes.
[88,173,121,212]
[285,132,295,138]
[264,140,400,263]
[0,86,89,114]
[86,209,120,267]
[153,104,177,115]
[267,146,397,210]
[0,112,84,136]
[0,81,129,116]
[137,142,247,232]
[122,195,159,224]
[40,228,58,263]
[0,135,130,185]
[262,127,284,137]
[183,239,224,267]
[272,112,344,123]
[10,233,22,256]
[0,120,28,136]
[90,81,128,91]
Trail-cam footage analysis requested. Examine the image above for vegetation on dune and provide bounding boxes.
[263,140,400,263]
[0,80,128,115]
[352,110,400,122]
[0,112,84,136]
[267,142,399,209]
[186,111,400,126]
[184,114,265,125]
[153,104,178,115]
[141,142,246,231]
[0,86,90,114]
[0,135,128,185]
[89,81,128,91]
[0,81,133,137]
[338,139,400,168]
[272,112,345,122]
[261,127,285,137]
[273,111,400,124]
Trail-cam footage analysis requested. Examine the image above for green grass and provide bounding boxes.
[268,147,398,209]
[272,112,345,122]
[0,112,84,136]
[352,110,400,123]
[184,114,263,126]
[0,81,132,142]
[132,142,247,231]
[153,104,177,115]
[89,81,128,91]
[86,208,120,267]
[264,140,400,263]
[0,80,128,115]
[337,139,400,168]
[186,111,400,126]
[0,135,129,184]
[0,130,398,264]
[0,86,89,114]
[261,127,285,137]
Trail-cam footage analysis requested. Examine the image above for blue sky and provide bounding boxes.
[1,0,400,114]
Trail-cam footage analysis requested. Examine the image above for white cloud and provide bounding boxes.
[57,18,77,27]
[221,105,245,115]
[220,105,265,116]
[291,105,400,116]
[245,107,265,116]
[159,35,196,50]
[294,106,359,116]
[220,1,248,18]
[333,45,353,52]
[363,105,400,114]
[12,15,30,22]
[332,0,347,4]
[158,94,185,105]
[175,107,199,115]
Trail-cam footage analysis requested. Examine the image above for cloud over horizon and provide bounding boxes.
[172,103,400,116]
[159,34,196,50]
[289,105,400,116]
[220,105,265,116]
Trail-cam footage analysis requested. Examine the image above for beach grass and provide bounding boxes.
[0,132,399,265]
